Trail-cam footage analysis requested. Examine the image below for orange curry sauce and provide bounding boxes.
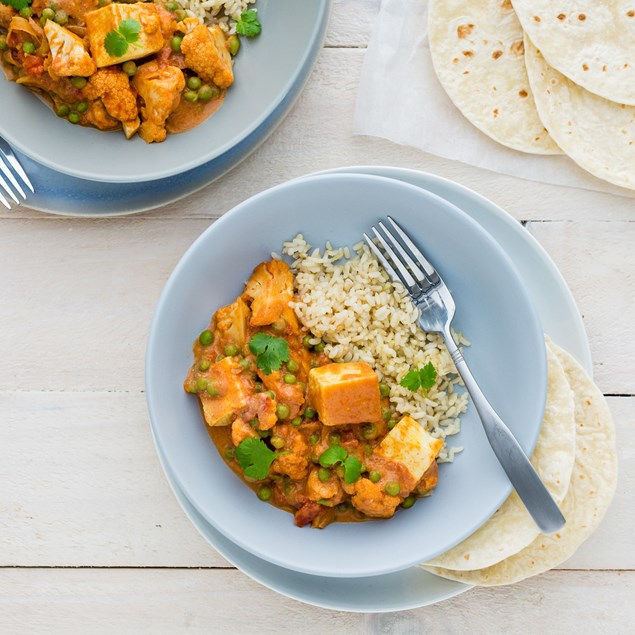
[184,260,439,529]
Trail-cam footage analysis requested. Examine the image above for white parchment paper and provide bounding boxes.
[353,0,631,196]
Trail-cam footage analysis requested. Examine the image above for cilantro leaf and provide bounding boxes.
[2,0,31,11]
[318,445,347,468]
[249,333,290,375]
[235,437,282,480]
[118,18,141,44]
[399,362,438,394]
[235,9,261,37]
[104,18,141,57]
[343,455,362,484]
[104,31,128,58]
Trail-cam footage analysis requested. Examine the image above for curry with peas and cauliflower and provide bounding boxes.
[0,0,255,142]
[184,260,443,529]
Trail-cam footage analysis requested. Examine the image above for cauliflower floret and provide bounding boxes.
[132,60,185,143]
[83,68,139,127]
[44,20,96,77]
[180,24,233,88]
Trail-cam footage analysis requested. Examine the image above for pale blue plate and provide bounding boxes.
[2,0,330,199]
[145,173,547,579]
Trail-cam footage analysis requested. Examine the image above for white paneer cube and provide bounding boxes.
[374,416,443,482]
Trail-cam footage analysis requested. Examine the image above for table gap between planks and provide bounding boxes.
[1,1,633,632]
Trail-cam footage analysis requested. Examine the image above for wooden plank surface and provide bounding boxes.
[1,0,633,629]
[1,569,633,634]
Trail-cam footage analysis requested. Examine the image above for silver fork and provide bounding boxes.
[0,138,34,210]
[364,216,565,535]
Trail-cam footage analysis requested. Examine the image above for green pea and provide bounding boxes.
[76,100,89,113]
[198,359,211,372]
[283,373,296,384]
[382,409,393,422]
[387,419,397,430]
[197,84,214,101]
[19,7,32,18]
[318,467,331,482]
[302,335,313,349]
[228,34,240,56]
[54,10,68,25]
[271,318,286,333]
[271,435,285,449]
[369,470,381,483]
[185,380,197,393]
[258,429,269,438]
[186,75,202,91]
[0,35,7,51]
[223,343,238,356]
[206,383,219,397]
[363,444,373,456]
[276,403,290,420]
[385,481,400,497]
[174,8,187,20]
[199,330,213,346]
[314,341,325,353]
[42,7,55,19]
[170,35,183,53]
[71,76,87,89]
[379,383,390,397]
[286,359,299,373]
[247,418,258,428]
[329,433,340,446]
[165,1,179,10]
[68,112,80,124]
[362,423,376,440]
[401,495,416,509]
[291,417,302,427]
[257,486,272,501]
[216,355,225,362]
[122,60,137,77]
[239,358,251,370]
[265,390,276,400]
[39,16,46,26]
[183,90,198,103]
[224,448,235,460]
[22,41,36,54]
[196,378,208,391]
[56,104,70,117]
[304,406,317,419]
[309,433,319,445]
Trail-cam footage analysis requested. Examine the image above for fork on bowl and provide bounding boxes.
[364,216,566,535]
[0,138,34,210]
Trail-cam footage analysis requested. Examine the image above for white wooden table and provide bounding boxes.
[2,1,633,631]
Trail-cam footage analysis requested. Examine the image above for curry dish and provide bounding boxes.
[184,260,443,529]
[0,0,243,142]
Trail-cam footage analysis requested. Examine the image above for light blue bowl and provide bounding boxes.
[145,173,547,578]
[0,0,330,184]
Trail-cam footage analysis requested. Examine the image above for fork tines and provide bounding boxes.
[363,216,440,298]
[0,138,34,210]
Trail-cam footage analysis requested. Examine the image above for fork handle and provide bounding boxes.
[443,328,565,535]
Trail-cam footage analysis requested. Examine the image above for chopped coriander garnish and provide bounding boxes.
[235,9,261,37]
[400,362,437,394]
[318,446,362,484]
[104,18,141,57]
[1,0,32,11]
[248,333,290,375]
[235,437,285,480]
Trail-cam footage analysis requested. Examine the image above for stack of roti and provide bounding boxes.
[422,338,617,585]
[428,0,635,190]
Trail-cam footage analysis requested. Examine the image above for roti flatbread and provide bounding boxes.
[427,0,560,154]
[524,36,635,191]
[425,344,575,570]
[512,0,635,105]
[423,340,617,586]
